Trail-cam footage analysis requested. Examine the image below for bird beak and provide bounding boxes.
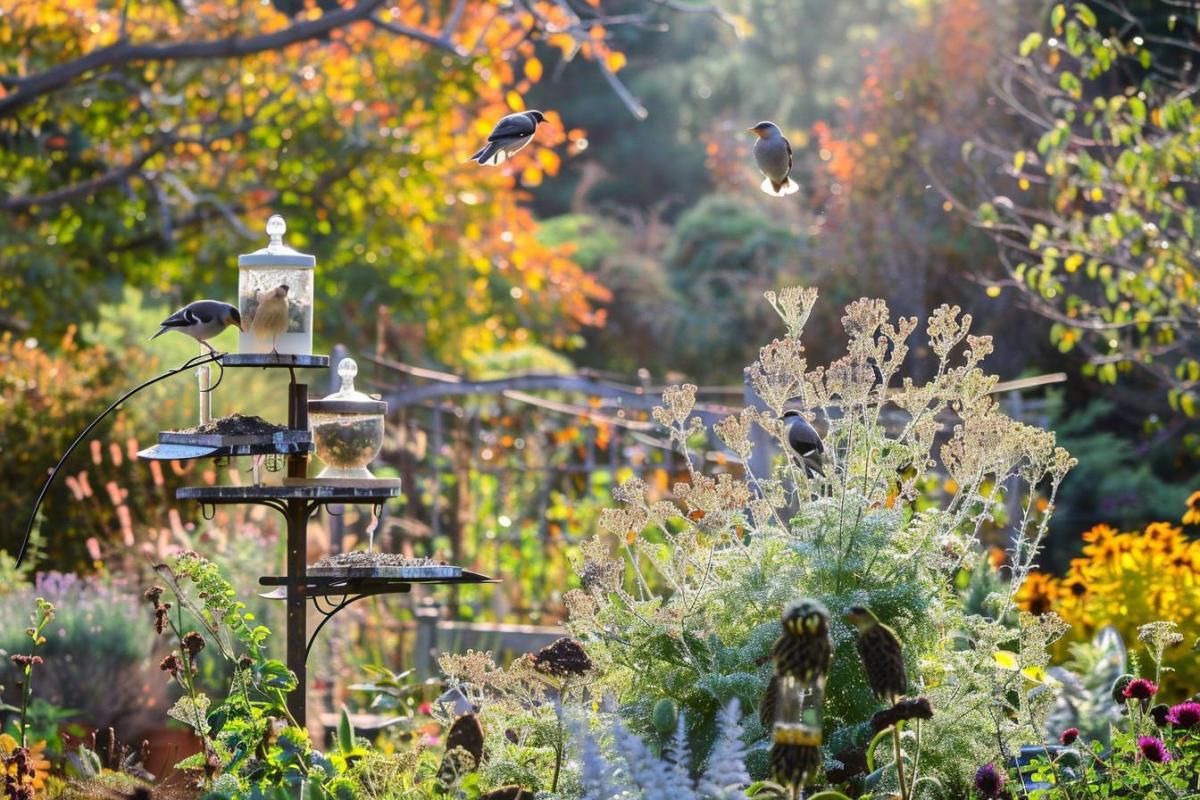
[747,127,761,137]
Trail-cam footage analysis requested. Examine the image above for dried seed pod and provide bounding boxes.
[773,600,832,682]
[444,713,485,766]
[480,787,533,800]
[531,637,593,677]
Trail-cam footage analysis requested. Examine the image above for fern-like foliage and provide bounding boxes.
[566,288,1077,797]
[575,700,752,800]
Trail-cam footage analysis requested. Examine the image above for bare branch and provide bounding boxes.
[0,144,165,212]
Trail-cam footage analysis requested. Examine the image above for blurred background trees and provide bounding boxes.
[2,0,1198,578]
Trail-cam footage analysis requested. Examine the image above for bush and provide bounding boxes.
[559,288,1076,795]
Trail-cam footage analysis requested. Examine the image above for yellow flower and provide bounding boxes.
[1016,572,1060,616]
[1183,490,1200,525]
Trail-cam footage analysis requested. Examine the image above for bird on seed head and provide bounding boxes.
[470,110,547,166]
[783,409,825,476]
[846,605,908,705]
[150,300,242,355]
[749,121,799,197]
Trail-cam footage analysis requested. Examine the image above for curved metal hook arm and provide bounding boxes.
[17,351,226,566]
[305,593,370,660]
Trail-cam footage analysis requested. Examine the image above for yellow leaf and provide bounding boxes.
[521,166,543,186]
[605,50,627,72]
[524,58,543,82]
[505,91,524,111]
[537,148,561,175]
[993,650,1018,670]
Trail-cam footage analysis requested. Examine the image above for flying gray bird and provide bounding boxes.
[470,110,547,166]
[783,409,824,475]
[150,300,242,353]
[749,121,799,197]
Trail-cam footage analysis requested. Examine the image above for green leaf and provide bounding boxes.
[1051,4,1066,30]
[1072,3,1097,26]
[1019,32,1043,57]
[337,706,355,756]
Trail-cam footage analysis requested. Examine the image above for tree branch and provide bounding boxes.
[0,0,389,117]
[0,143,165,212]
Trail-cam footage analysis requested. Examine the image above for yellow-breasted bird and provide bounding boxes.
[773,599,833,682]
[250,284,290,354]
[846,605,908,704]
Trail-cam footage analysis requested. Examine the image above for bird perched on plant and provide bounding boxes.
[846,605,908,705]
[150,300,242,354]
[783,409,824,476]
[748,121,799,197]
[250,284,290,354]
[773,598,833,683]
[470,110,547,166]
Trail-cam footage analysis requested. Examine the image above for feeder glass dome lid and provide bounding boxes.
[238,214,316,356]
[309,358,388,480]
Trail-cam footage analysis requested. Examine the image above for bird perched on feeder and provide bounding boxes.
[846,605,908,705]
[250,284,290,354]
[150,300,243,354]
[748,121,799,197]
[783,409,824,476]
[470,110,547,166]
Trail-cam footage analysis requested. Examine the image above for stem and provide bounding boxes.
[17,663,32,748]
[892,723,909,800]
[550,703,565,793]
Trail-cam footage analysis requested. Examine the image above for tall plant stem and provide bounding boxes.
[892,723,910,800]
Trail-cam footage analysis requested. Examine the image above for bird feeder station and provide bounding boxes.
[130,213,495,728]
[238,214,315,356]
[308,358,388,482]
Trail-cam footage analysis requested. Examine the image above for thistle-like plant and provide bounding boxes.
[566,288,1076,795]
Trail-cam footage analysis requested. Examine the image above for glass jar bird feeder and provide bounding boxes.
[308,358,387,480]
[238,214,315,356]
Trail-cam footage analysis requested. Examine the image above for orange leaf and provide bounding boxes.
[605,50,627,72]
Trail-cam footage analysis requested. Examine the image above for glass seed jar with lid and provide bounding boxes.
[308,358,388,480]
[237,214,315,355]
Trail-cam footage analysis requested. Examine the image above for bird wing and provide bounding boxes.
[159,302,214,329]
[785,135,793,176]
[488,113,536,142]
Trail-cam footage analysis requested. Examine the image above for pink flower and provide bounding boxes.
[1123,678,1158,701]
[1059,727,1079,745]
[418,702,433,715]
[1166,701,1200,729]
[1136,736,1172,764]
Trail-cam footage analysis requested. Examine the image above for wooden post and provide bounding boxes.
[286,380,309,728]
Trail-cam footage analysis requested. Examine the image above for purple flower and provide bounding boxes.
[1166,701,1200,730]
[1059,727,1079,745]
[1136,736,1173,764]
[1123,678,1158,701]
[974,763,1006,798]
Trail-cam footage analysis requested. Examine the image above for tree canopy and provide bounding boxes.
[0,0,725,361]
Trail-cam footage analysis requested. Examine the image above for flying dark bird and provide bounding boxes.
[749,121,799,197]
[150,300,242,354]
[846,605,908,705]
[783,409,824,476]
[470,110,547,166]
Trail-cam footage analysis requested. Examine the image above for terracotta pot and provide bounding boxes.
[141,726,203,781]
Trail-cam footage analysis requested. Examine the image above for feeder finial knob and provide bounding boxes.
[266,214,287,251]
[337,357,358,391]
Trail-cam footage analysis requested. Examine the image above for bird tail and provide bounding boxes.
[470,143,506,166]
[149,327,167,341]
[761,177,800,197]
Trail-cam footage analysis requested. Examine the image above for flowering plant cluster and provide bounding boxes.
[979,668,1200,798]
[1017,504,1200,692]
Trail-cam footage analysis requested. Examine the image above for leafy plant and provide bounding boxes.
[147,552,359,799]
[566,288,1076,796]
